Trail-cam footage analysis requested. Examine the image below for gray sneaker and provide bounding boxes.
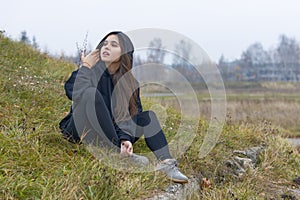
[156,159,188,183]
[129,153,150,167]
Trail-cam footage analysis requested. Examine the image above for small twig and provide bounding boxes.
[75,31,89,67]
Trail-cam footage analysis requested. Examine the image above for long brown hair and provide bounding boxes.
[96,31,138,122]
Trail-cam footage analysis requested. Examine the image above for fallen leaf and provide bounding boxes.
[201,177,212,189]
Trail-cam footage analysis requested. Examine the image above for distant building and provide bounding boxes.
[218,61,300,82]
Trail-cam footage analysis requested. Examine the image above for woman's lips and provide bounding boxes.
[102,51,110,56]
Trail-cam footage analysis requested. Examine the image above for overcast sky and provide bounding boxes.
[1,0,300,62]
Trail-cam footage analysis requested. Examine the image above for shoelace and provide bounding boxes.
[166,160,179,170]
[157,159,179,170]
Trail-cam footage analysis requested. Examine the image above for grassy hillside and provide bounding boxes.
[0,34,299,199]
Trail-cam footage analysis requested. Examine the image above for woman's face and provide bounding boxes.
[100,34,122,65]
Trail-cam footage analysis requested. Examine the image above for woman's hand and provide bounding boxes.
[120,140,133,156]
[81,49,100,68]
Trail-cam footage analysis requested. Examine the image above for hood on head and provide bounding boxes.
[96,31,134,65]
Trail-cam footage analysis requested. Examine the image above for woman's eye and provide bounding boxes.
[102,41,119,47]
[111,42,119,47]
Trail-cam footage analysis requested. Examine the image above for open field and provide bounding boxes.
[142,82,300,138]
[217,85,300,137]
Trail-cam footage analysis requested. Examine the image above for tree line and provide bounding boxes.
[19,30,39,50]
[14,30,300,82]
[218,34,300,82]
[134,34,300,83]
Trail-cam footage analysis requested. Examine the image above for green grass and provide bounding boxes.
[1,34,300,199]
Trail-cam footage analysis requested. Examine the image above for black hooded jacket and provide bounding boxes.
[59,61,143,143]
[59,32,142,144]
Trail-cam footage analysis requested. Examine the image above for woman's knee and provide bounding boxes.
[136,110,158,126]
[147,110,158,121]
[148,110,157,115]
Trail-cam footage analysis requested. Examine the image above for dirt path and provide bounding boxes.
[286,137,300,146]
[144,176,200,200]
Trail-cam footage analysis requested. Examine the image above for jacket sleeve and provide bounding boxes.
[64,70,78,100]
[64,66,95,101]
[71,66,96,102]
[115,126,132,142]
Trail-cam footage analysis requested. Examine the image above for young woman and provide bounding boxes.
[59,31,188,183]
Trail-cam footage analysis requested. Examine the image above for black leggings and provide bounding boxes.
[73,88,172,160]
